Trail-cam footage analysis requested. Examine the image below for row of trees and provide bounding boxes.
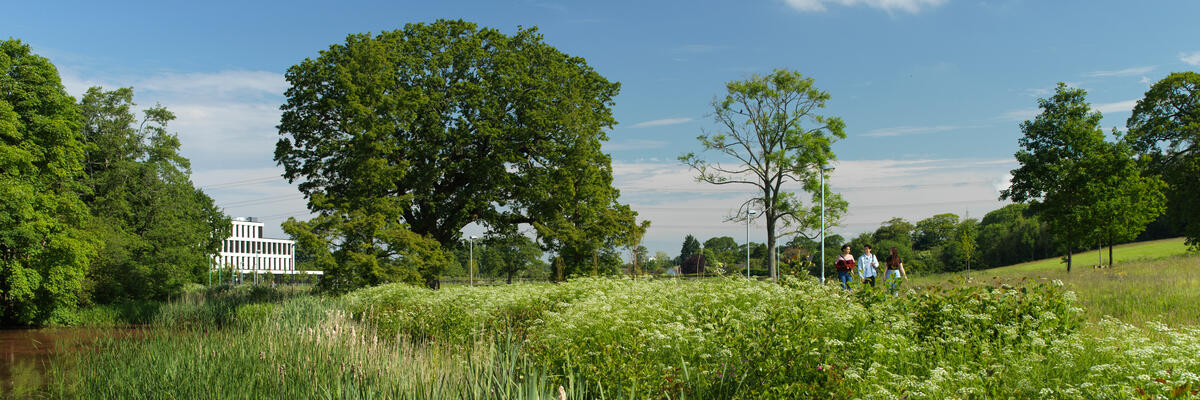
[1,40,227,325]
[276,20,649,292]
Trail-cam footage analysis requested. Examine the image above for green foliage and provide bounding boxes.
[283,212,453,294]
[1126,71,1200,249]
[479,234,544,284]
[1003,83,1110,271]
[677,234,700,264]
[0,39,98,326]
[680,69,848,279]
[275,20,643,286]
[337,276,1200,399]
[77,86,228,303]
[1082,138,1167,262]
[914,213,959,251]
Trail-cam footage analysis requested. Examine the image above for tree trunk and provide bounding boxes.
[506,271,514,284]
[1065,232,1072,273]
[1108,231,1114,268]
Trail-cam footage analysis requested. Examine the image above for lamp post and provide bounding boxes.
[820,164,833,285]
[469,235,479,287]
[746,209,758,279]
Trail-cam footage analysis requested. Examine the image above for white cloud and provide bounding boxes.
[999,108,1039,121]
[603,139,670,151]
[1086,65,1155,78]
[611,158,1015,255]
[1094,99,1137,114]
[1180,51,1200,66]
[862,125,963,137]
[783,0,948,14]
[630,117,694,128]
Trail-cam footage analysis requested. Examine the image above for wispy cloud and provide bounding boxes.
[611,158,1015,254]
[862,125,964,137]
[1086,65,1155,78]
[782,0,948,14]
[1180,51,1200,66]
[604,139,670,151]
[1094,99,1137,114]
[631,117,694,128]
[999,108,1039,121]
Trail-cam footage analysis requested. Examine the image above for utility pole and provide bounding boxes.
[469,236,479,287]
[746,209,758,279]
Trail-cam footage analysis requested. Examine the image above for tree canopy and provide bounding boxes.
[0,39,97,325]
[1125,71,1200,249]
[78,87,228,302]
[998,84,1166,270]
[680,69,848,280]
[275,20,642,287]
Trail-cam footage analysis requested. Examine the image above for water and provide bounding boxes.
[0,327,140,398]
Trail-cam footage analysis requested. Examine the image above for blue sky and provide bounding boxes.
[6,0,1199,255]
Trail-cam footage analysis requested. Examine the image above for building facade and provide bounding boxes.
[213,217,318,275]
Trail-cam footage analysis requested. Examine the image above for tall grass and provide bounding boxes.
[913,250,1200,326]
[43,275,1200,399]
[44,292,581,399]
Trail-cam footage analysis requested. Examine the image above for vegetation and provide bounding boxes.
[275,19,646,291]
[1126,71,1200,249]
[681,69,848,279]
[1003,83,1166,272]
[35,273,1200,399]
[911,238,1199,326]
[78,86,228,303]
[0,39,98,325]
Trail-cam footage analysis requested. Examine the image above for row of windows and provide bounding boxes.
[232,224,264,239]
[217,255,294,271]
[222,239,293,255]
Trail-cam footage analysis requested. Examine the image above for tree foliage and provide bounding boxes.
[0,40,97,325]
[680,69,848,280]
[1002,83,1108,272]
[1081,139,1166,264]
[275,20,642,287]
[1125,71,1200,249]
[77,87,228,302]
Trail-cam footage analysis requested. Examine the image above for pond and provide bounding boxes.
[1,327,141,398]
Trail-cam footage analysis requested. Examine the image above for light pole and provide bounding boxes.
[820,164,833,285]
[746,209,758,279]
[469,235,479,287]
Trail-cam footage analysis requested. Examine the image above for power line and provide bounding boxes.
[200,175,284,190]
[218,194,301,208]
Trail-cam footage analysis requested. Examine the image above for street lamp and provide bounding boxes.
[469,235,479,287]
[819,164,834,285]
[746,209,758,279]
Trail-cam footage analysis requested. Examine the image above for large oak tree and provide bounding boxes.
[275,20,642,287]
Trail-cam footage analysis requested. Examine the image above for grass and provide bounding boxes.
[910,237,1200,326]
[41,289,582,399]
[34,250,1200,398]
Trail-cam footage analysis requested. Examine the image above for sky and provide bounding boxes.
[5,0,1199,257]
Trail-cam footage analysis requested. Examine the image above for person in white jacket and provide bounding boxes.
[857,245,879,288]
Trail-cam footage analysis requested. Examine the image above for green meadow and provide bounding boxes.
[911,237,1200,326]
[29,246,1200,399]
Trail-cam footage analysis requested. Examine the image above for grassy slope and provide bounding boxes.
[910,237,1200,326]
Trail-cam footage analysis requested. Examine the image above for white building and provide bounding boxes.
[212,217,321,276]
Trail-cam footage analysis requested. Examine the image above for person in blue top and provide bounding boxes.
[857,245,879,288]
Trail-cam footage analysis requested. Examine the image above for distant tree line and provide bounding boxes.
[1,40,227,326]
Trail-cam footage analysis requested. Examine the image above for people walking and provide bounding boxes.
[835,244,856,290]
[858,245,879,288]
[884,247,908,296]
